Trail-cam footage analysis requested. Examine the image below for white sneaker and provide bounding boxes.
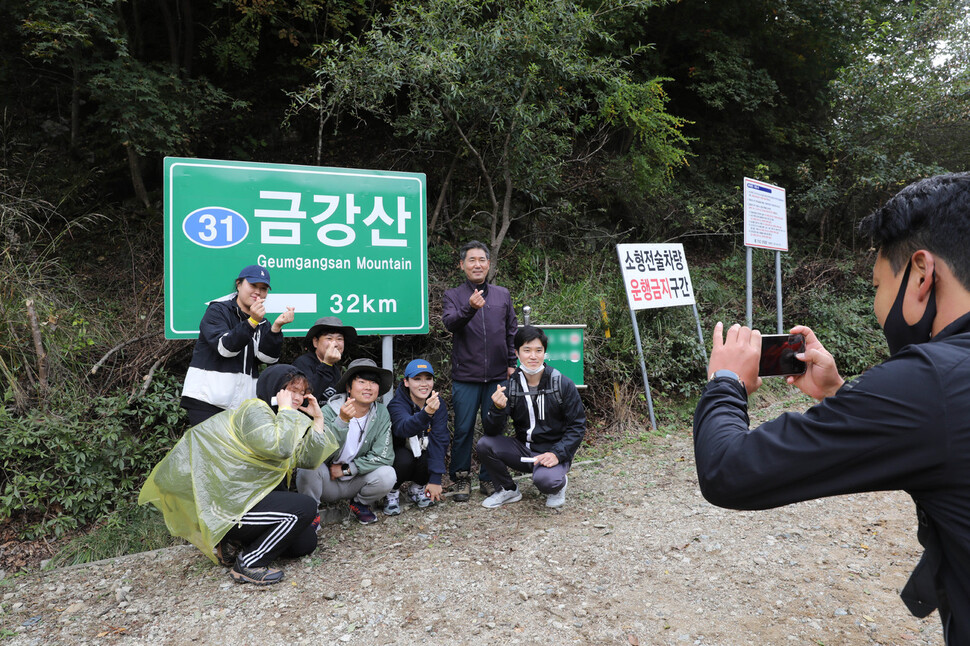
[383,491,402,516]
[545,476,567,508]
[481,487,522,509]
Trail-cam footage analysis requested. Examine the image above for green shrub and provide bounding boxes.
[0,370,185,539]
[46,501,182,568]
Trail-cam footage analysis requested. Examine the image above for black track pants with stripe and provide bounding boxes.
[224,491,318,567]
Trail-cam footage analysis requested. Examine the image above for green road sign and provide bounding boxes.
[164,157,427,339]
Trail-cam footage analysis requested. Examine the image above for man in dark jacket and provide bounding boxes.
[693,172,970,643]
[477,326,586,510]
[291,316,357,403]
[442,241,518,501]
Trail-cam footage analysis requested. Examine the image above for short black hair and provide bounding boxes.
[347,372,380,391]
[859,172,970,288]
[459,240,490,261]
[514,325,548,351]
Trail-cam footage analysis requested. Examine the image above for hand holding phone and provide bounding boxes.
[758,333,807,377]
[786,325,845,401]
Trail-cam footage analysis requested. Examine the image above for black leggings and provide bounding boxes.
[224,491,317,568]
[392,446,429,488]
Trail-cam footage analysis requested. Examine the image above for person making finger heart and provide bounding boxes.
[476,326,586,510]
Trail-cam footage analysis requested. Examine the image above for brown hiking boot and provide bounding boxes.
[229,562,284,585]
[478,480,495,497]
[453,471,471,502]
[215,539,240,567]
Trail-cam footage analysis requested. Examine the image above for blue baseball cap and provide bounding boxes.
[237,265,271,288]
[404,359,434,379]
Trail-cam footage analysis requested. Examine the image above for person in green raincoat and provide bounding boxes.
[139,364,338,585]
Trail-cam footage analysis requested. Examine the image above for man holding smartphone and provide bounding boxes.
[693,172,970,643]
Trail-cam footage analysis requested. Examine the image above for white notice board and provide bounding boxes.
[743,178,788,251]
[617,243,696,311]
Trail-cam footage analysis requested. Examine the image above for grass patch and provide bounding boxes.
[45,502,183,569]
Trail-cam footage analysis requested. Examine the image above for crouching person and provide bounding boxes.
[296,359,396,525]
[139,365,338,586]
[477,326,586,509]
[385,359,450,514]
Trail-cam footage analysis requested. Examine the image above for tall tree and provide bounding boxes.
[806,0,970,236]
[623,0,885,239]
[294,0,689,270]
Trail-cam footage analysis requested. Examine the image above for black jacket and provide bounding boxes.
[291,351,341,403]
[180,294,282,412]
[442,280,517,382]
[386,382,450,485]
[483,365,586,463]
[694,312,970,639]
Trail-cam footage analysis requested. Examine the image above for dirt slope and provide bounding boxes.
[1,434,943,645]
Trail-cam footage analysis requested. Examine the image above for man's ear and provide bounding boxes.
[911,250,936,301]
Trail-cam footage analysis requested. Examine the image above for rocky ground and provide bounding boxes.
[0,421,944,646]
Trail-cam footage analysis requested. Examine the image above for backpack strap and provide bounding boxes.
[548,367,563,408]
[508,367,563,408]
[506,374,522,413]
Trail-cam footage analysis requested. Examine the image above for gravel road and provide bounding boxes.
[0,431,944,645]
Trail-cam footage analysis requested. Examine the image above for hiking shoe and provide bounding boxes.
[482,487,522,509]
[229,561,284,586]
[545,475,568,508]
[310,513,321,533]
[478,480,495,497]
[215,539,240,567]
[408,484,434,509]
[453,471,471,503]
[383,491,402,516]
[349,500,378,525]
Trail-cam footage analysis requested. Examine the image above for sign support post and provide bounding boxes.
[381,335,394,403]
[628,308,657,430]
[775,251,783,333]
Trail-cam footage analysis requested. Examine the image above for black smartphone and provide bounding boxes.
[759,333,807,377]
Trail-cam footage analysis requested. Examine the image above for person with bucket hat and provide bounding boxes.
[292,316,358,402]
[181,265,296,425]
[385,359,450,514]
[296,359,396,525]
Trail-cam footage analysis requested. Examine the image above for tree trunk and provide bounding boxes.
[488,165,514,281]
[429,153,459,235]
[158,0,179,71]
[180,0,195,77]
[126,144,151,208]
[25,299,48,409]
[70,59,80,152]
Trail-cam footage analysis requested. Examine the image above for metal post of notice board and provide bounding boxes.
[775,251,783,333]
[745,246,753,328]
[692,302,708,363]
[744,248,784,333]
[628,308,657,430]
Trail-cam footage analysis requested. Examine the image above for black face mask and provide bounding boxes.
[883,260,937,356]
